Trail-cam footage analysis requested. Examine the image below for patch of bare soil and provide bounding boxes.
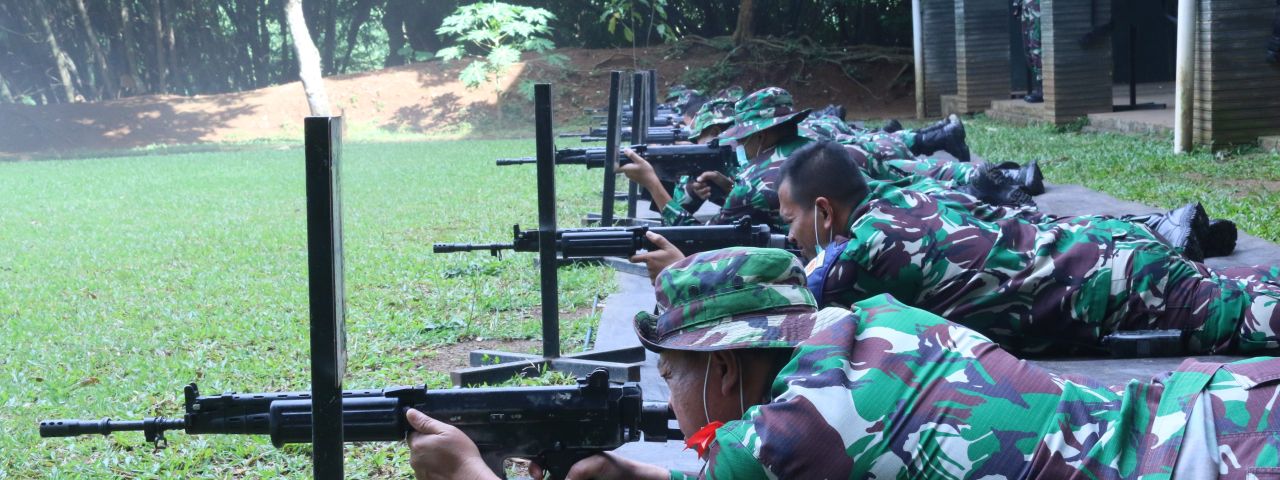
[414,338,542,373]
[1186,173,1280,198]
[0,41,915,159]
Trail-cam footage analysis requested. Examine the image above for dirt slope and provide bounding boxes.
[0,44,914,159]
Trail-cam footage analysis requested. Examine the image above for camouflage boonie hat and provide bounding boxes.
[665,84,690,103]
[718,87,812,143]
[673,89,705,116]
[634,247,818,352]
[690,86,745,136]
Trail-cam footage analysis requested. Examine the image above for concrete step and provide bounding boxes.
[1083,111,1174,137]
[1261,136,1280,153]
[985,99,1047,126]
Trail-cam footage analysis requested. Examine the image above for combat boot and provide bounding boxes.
[1204,219,1238,258]
[993,160,1045,195]
[911,120,971,162]
[817,104,847,121]
[1125,203,1210,262]
[959,163,1035,207]
[881,119,904,133]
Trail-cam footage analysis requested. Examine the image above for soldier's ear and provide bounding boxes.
[712,351,741,397]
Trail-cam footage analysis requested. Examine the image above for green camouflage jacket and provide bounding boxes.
[805,179,1280,355]
[673,294,1280,479]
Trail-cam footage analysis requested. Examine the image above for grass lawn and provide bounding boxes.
[0,139,616,478]
[966,116,1280,243]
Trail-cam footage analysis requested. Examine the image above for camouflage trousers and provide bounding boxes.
[1018,0,1043,84]
[842,130,981,188]
[1107,242,1280,353]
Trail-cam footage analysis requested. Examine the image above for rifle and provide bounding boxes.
[433,220,793,258]
[40,370,680,480]
[560,126,691,144]
[497,142,734,184]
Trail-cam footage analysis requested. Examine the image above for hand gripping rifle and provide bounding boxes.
[434,219,794,258]
[497,141,734,184]
[40,370,680,480]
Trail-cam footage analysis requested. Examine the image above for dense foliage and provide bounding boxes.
[0,0,908,105]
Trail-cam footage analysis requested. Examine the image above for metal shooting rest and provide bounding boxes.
[449,83,647,387]
[581,69,666,229]
[303,116,348,479]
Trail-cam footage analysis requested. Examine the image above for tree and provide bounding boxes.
[732,0,754,45]
[284,0,330,116]
[434,2,560,120]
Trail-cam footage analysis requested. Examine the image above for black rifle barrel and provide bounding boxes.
[434,221,791,259]
[40,372,680,480]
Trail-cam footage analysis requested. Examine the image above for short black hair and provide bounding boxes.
[778,141,868,207]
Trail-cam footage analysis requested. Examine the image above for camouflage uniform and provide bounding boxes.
[805,179,1280,355]
[800,113,983,189]
[662,88,987,232]
[668,88,744,216]
[636,247,1280,479]
[661,88,814,231]
[1016,0,1043,83]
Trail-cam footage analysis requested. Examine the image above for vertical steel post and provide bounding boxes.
[1173,0,1196,153]
[601,72,622,226]
[534,84,560,359]
[626,72,645,220]
[304,116,347,480]
[647,69,659,113]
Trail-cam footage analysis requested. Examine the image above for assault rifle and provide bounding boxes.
[497,142,734,184]
[560,124,691,142]
[561,125,691,144]
[433,220,793,258]
[40,370,680,480]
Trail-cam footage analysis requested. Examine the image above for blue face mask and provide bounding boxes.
[804,238,851,307]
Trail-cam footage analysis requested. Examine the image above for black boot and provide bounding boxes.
[1203,219,1238,258]
[1125,203,1210,262]
[1024,90,1043,103]
[994,160,1045,195]
[881,119,904,133]
[960,163,1036,207]
[912,120,971,162]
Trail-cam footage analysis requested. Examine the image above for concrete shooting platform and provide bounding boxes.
[589,153,1280,472]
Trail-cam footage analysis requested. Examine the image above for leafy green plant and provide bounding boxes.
[435,3,559,90]
[600,0,679,44]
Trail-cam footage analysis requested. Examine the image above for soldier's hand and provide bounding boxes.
[688,179,713,200]
[630,232,686,282]
[696,171,733,192]
[528,452,670,480]
[618,149,661,189]
[406,408,498,480]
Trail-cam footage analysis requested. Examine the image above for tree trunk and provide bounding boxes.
[164,0,178,92]
[73,0,118,99]
[285,0,331,116]
[149,0,168,93]
[732,0,754,46]
[339,0,377,71]
[322,0,338,74]
[32,1,79,102]
[118,0,144,96]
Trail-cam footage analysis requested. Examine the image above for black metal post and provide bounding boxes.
[534,84,560,360]
[647,69,659,114]
[450,83,646,387]
[304,116,347,480]
[601,72,622,227]
[626,72,645,220]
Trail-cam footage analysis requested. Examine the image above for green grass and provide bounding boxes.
[965,116,1280,243]
[0,139,615,478]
